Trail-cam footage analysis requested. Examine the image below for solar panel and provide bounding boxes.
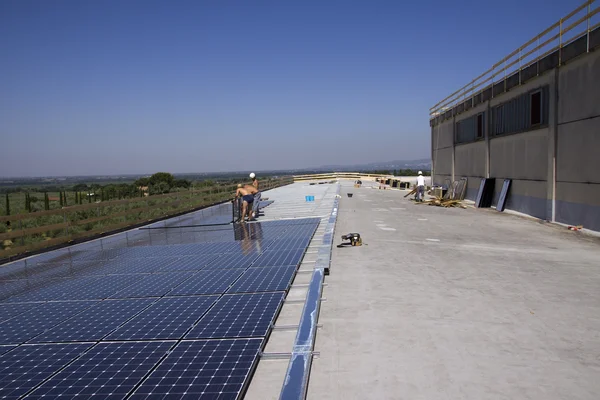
[60,274,144,300]
[203,251,261,270]
[267,237,312,251]
[130,339,263,399]
[185,292,284,339]
[106,296,219,340]
[229,266,297,294]
[110,272,193,298]
[77,257,174,276]
[0,280,33,301]
[0,302,40,323]
[0,345,16,356]
[168,269,245,296]
[0,301,98,345]
[252,249,306,268]
[30,298,155,343]
[4,276,100,303]
[157,254,221,272]
[0,343,93,399]
[27,341,174,398]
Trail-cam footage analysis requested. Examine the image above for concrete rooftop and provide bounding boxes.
[304,180,600,400]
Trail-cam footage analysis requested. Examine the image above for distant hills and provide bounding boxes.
[310,158,431,172]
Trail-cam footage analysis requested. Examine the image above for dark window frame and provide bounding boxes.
[530,90,542,126]
[476,113,484,139]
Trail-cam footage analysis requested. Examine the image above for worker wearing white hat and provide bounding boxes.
[250,173,261,217]
[415,171,425,202]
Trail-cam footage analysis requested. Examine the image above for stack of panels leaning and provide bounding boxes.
[0,217,320,399]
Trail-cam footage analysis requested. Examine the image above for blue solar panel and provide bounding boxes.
[30,298,155,343]
[110,272,193,298]
[252,249,306,267]
[106,296,218,340]
[0,280,33,302]
[0,345,16,356]
[0,303,40,323]
[60,274,144,300]
[158,254,221,272]
[168,269,245,296]
[0,301,98,345]
[71,248,122,262]
[203,251,261,270]
[268,237,312,251]
[76,257,175,276]
[0,343,93,399]
[26,341,174,398]
[229,266,297,293]
[185,292,284,339]
[4,276,100,303]
[130,339,263,399]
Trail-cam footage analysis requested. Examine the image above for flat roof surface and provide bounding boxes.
[308,180,600,399]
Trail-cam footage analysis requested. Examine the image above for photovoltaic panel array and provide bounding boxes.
[0,214,322,399]
[129,339,263,399]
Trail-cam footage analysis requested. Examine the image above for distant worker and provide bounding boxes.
[250,172,261,218]
[235,184,258,221]
[415,171,425,202]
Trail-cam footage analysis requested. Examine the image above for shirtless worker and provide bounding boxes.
[249,172,261,218]
[235,184,258,221]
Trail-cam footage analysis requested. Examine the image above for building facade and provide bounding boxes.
[430,3,600,231]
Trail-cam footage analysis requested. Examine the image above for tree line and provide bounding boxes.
[1,172,193,216]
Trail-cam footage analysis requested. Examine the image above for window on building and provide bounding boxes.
[476,113,484,139]
[495,105,504,135]
[530,91,542,126]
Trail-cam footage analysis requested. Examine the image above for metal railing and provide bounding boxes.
[293,172,392,181]
[430,0,599,118]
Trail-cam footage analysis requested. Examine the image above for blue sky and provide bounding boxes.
[0,0,585,176]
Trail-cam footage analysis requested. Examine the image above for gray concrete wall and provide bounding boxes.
[489,129,549,180]
[555,50,600,231]
[455,141,486,178]
[432,119,454,185]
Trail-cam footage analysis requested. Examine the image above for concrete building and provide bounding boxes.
[430,1,600,231]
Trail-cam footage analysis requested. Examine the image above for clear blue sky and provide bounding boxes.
[0,0,584,176]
